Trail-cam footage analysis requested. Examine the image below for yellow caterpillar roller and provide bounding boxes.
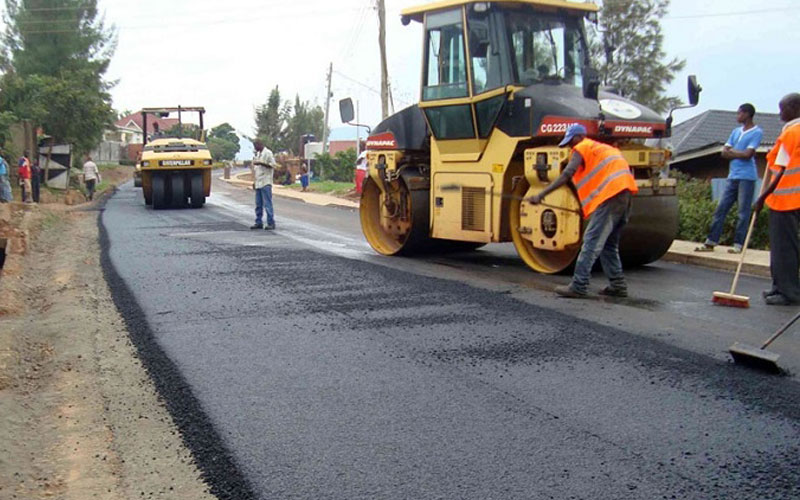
[340,0,701,273]
[138,106,213,209]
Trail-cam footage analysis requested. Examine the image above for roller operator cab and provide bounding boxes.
[138,107,213,209]
[345,0,701,273]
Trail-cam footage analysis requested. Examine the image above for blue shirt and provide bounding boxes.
[725,125,762,180]
[0,157,7,176]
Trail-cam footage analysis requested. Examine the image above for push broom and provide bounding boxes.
[729,309,800,373]
[711,167,771,307]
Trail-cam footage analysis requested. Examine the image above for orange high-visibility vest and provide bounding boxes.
[766,120,800,211]
[571,138,638,217]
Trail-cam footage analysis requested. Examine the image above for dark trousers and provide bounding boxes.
[32,173,40,202]
[85,179,96,201]
[768,208,800,302]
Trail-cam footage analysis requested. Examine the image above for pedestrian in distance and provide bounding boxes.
[82,154,100,201]
[17,151,32,203]
[695,104,763,254]
[528,124,638,298]
[31,156,41,203]
[753,93,800,305]
[300,163,310,192]
[0,147,12,202]
[250,139,276,230]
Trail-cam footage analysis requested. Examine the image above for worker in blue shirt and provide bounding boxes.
[696,103,763,253]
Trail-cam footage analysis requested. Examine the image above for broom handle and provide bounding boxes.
[762,310,800,349]
[728,167,771,294]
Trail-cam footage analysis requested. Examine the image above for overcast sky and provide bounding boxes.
[3,0,798,154]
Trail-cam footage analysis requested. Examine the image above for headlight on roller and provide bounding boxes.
[141,160,150,167]
[203,159,212,166]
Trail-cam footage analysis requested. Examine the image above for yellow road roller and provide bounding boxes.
[341,0,701,273]
[139,106,212,209]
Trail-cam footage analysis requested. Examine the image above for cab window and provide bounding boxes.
[423,9,468,101]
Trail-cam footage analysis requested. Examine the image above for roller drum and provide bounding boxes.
[619,194,678,266]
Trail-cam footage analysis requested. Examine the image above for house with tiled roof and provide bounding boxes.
[669,110,783,179]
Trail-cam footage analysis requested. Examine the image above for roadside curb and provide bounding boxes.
[662,250,769,278]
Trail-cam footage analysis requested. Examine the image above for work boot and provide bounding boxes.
[762,289,779,299]
[765,293,794,306]
[554,285,587,298]
[250,223,263,230]
[599,286,628,298]
[264,223,276,231]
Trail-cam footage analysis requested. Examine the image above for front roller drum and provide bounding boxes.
[509,177,581,274]
[619,194,678,266]
[360,176,430,255]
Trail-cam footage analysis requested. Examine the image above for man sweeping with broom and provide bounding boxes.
[753,93,800,306]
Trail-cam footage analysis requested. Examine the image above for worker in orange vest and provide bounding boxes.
[753,93,800,305]
[529,124,638,298]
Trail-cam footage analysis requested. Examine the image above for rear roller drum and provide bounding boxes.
[619,194,678,266]
[509,177,581,274]
[190,172,205,208]
[170,173,186,208]
[152,173,166,210]
[360,175,430,255]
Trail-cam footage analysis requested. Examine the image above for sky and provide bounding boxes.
[2,0,798,158]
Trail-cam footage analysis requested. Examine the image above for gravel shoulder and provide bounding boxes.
[0,190,216,499]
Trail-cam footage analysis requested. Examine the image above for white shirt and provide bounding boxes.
[83,160,99,181]
[253,148,274,188]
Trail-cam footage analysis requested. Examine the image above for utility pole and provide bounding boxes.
[322,62,333,154]
[377,0,389,120]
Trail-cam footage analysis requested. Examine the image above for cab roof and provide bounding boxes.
[401,0,598,23]
[147,138,205,146]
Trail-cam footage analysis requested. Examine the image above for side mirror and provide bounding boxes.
[688,75,702,106]
[339,98,355,124]
[582,67,600,101]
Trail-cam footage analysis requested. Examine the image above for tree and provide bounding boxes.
[207,123,240,161]
[0,0,116,155]
[254,86,290,152]
[284,95,324,157]
[589,0,685,113]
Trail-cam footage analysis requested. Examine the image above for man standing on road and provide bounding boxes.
[753,93,800,305]
[528,124,638,298]
[695,104,763,254]
[82,154,99,201]
[0,148,12,202]
[251,139,276,230]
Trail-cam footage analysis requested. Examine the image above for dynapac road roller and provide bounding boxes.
[341,0,701,273]
[138,106,213,209]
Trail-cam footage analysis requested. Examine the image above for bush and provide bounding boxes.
[673,171,769,250]
[315,148,357,183]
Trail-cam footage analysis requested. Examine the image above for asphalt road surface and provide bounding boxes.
[100,179,800,500]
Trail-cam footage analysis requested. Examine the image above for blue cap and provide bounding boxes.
[558,124,587,147]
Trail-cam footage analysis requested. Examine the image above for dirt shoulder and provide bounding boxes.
[0,180,216,498]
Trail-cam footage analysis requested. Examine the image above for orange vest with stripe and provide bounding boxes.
[571,138,638,217]
[766,120,800,211]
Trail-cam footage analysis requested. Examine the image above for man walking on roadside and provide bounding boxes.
[753,93,800,305]
[82,154,99,201]
[250,140,276,230]
[0,148,12,202]
[528,124,638,298]
[695,104,763,254]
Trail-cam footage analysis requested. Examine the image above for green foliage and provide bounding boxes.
[163,123,201,140]
[207,122,239,161]
[674,172,769,250]
[314,148,357,182]
[254,86,324,155]
[589,0,685,113]
[0,0,116,155]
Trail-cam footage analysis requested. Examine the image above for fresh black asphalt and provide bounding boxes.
[100,184,800,499]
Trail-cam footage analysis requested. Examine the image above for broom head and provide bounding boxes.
[729,342,782,373]
[712,291,750,308]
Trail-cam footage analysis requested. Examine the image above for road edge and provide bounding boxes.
[96,188,257,500]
